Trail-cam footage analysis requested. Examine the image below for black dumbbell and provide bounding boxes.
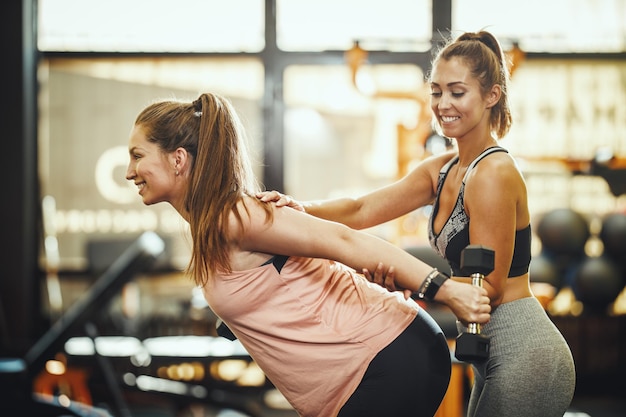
[455,244,494,362]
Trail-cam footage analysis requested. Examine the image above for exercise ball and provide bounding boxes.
[536,208,590,256]
[599,212,626,260]
[529,252,561,288]
[573,255,624,314]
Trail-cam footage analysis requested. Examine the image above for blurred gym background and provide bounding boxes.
[1,0,625,416]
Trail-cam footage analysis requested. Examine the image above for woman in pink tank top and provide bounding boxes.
[125,92,490,417]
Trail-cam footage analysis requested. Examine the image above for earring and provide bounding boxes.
[175,170,179,176]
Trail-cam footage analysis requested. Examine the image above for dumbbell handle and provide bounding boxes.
[467,272,485,335]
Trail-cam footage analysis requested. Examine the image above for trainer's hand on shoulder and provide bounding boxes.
[256,190,306,212]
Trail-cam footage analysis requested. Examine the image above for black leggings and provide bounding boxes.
[338,312,451,417]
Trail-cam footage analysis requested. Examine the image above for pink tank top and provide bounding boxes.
[202,256,419,417]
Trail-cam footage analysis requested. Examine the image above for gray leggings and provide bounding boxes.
[460,297,576,417]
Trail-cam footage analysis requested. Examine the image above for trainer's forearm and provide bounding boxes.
[305,198,369,229]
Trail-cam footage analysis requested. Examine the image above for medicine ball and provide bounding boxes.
[536,208,590,256]
[529,252,561,289]
[573,255,624,314]
[599,212,626,260]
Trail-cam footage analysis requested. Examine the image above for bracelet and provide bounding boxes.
[413,268,450,301]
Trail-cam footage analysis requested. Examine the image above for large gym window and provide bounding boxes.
[452,0,626,53]
[38,0,265,52]
[39,0,625,54]
[276,0,432,52]
[38,57,264,270]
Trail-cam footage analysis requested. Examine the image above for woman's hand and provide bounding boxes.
[436,280,491,326]
[362,263,413,300]
[257,191,306,212]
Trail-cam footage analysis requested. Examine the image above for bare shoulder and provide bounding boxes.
[464,150,528,211]
[226,196,275,239]
[227,197,278,270]
[474,150,524,184]
[465,149,530,227]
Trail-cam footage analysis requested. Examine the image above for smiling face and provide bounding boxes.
[126,124,180,207]
[430,57,499,141]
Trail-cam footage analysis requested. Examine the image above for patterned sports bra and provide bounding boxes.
[428,146,531,277]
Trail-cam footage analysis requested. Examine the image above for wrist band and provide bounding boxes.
[413,268,450,301]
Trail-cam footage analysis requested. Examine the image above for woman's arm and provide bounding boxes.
[232,197,491,324]
[258,151,456,230]
[464,153,530,306]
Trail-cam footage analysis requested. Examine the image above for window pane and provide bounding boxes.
[452,0,626,52]
[283,64,430,245]
[277,0,432,51]
[501,58,625,216]
[38,0,264,52]
[507,60,626,160]
[38,57,264,270]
